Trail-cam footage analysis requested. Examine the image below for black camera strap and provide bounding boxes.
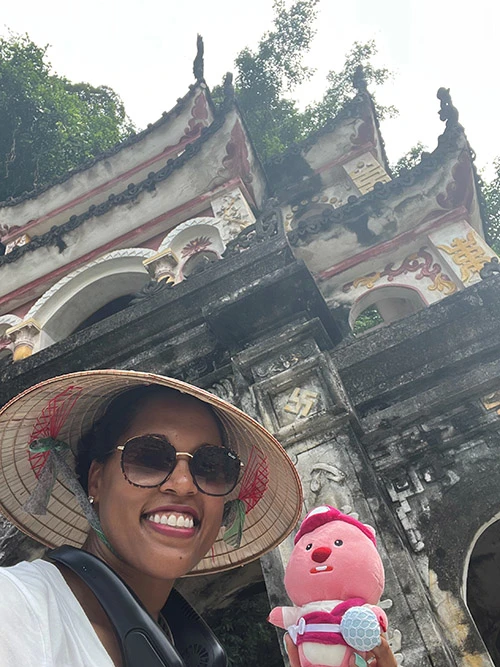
[48,546,227,667]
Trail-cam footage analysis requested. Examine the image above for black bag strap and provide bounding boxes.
[48,546,227,667]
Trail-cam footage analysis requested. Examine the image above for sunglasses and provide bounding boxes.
[116,434,243,496]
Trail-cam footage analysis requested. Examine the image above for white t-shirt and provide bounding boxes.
[0,558,113,666]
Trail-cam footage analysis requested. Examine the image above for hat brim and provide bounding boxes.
[0,370,303,575]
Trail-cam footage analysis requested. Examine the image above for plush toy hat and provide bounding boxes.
[294,506,377,547]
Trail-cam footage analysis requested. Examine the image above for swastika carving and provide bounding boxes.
[284,387,319,418]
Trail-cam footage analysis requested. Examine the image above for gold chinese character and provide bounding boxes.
[347,160,391,195]
[438,231,494,283]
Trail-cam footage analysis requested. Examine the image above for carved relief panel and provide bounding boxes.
[253,356,339,436]
[210,186,256,242]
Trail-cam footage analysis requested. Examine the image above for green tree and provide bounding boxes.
[0,32,134,201]
[205,590,282,667]
[214,0,319,159]
[219,0,396,161]
[302,40,397,133]
[352,305,384,336]
[391,141,427,177]
[481,159,500,253]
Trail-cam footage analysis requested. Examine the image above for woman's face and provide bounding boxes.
[87,393,225,581]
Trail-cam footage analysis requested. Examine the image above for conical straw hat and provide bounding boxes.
[0,369,302,575]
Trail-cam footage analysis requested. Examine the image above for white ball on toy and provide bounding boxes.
[340,606,381,652]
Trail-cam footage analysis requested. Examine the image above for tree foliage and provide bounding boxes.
[4,11,500,247]
[352,305,384,336]
[223,0,319,159]
[0,32,134,201]
[205,590,282,667]
[302,40,397,133]
[391,141,427,177]
[481,159,500,252]
[222,0,396,161]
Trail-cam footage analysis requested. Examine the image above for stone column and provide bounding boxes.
[230,317,457,666]
[143,248,178,284]
[6,318,41,361]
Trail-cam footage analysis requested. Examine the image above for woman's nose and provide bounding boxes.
[311,546,332,563]
[159,458,197,495]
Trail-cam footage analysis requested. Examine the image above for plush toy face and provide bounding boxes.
[284,518,385,606]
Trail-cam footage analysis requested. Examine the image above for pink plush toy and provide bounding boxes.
[268,506,387,667]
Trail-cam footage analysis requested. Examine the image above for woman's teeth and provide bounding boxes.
[146,513,194,529]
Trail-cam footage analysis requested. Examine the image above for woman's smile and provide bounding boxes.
[142,505,199,537]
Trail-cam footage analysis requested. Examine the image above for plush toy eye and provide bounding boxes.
[334,539,343,547]
[305,543,313,551]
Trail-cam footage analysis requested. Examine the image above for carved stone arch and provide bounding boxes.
[159,216,221,252]
[349,284,427,333]
[26,248,154,348]
[0,314,22,330]
[0,314,21,360]
[159,217,225,281]
[464,513,500,665]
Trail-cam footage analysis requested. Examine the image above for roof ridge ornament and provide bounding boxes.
[352,66,368,94]
[222,72,235,110]
[437,87,460,127]
[480,256,500,280]
[193,34,204,82]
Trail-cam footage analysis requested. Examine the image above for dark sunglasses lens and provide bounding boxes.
[122,436,175,486]
[191,446,241,496]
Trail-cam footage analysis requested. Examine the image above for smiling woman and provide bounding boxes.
[0,370,303,666]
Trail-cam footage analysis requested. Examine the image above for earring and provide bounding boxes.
[88,495,95,504]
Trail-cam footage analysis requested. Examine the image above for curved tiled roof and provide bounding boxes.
[0,100,233,268]
[265,87,391,174]
[287,118,481,247]
[0,82,210,209]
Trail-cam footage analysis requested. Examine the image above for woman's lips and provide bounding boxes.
[145,519,196,539]
[142,506,199,538]
[145,512,195,529]
[144,504,200,523]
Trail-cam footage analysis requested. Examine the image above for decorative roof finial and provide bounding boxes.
[222,72,235,108]
[353,65,368,93]
[437,87,459,126]
[193,34,204,82]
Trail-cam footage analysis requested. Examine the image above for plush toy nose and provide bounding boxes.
[311,547,331,563]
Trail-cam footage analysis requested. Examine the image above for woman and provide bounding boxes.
[0,369,397,667]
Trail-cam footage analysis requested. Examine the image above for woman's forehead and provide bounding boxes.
[124,393,222,437]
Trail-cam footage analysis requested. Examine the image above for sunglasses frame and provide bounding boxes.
[116,433,243,497]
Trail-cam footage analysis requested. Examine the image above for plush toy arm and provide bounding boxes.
[370,605,388,633]
[268,606,300,629]
[268,606,286,629]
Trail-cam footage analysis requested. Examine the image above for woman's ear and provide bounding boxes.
[87,459,105,502]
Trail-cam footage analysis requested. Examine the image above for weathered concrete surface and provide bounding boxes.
[1,227,500,664]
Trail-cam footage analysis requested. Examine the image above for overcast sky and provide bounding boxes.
[2,0,499,175]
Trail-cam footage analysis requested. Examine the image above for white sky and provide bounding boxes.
[2,0,499,175]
